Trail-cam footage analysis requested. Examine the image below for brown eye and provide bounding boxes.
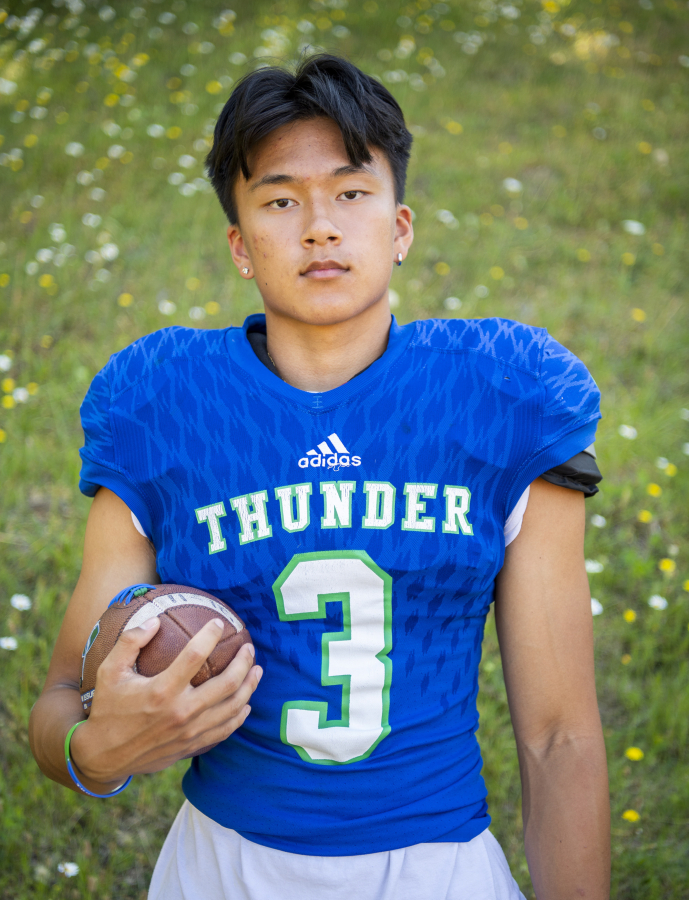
[268,198,296,209]
[343,191,360,200]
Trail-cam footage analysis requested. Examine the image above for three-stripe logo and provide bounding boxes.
[298,433,362,470]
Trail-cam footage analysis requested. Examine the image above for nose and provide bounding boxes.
[301,203,342,248]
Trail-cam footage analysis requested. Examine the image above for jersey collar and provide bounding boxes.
[226,313,415,411]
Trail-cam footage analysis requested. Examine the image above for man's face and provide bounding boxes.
[227,117,413,327]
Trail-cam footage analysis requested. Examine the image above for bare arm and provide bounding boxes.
[29,487,261,796]
[495,477,610,900]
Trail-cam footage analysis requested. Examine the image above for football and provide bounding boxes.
[80,583,252,719]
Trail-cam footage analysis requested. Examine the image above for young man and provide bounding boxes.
[30,55,610,899]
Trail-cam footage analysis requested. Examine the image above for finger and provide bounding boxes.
[185,704,252,758]
[224,668,259,712]
[185,666,263,731]
[105,616,160,673]
[160,618,225,690]
[191,645,259,709]
[198,665,262,726]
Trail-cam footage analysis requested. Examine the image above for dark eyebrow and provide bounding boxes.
[248,163,376,193]
[248,173,301,193]
[331,164,374,177]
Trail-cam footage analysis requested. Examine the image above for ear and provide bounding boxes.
[227,225,253,278]
[393,205,414,264]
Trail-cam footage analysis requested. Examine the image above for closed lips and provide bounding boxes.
[301,260,349,276]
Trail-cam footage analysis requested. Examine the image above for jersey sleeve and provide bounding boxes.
[505,334,602,517]
[78,364,154,538]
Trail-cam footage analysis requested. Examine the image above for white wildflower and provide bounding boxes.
[49,224,67,243]
[102,120,121,137]
[65,142,85,157]
[58,862,80,877]
[100,243,119,261]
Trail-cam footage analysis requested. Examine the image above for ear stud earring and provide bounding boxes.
[242,267,250,275]
[396,253,403,266]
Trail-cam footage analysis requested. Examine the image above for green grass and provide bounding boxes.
[1,0,688,896]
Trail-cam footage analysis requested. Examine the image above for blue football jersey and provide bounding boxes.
[79,314,601,855]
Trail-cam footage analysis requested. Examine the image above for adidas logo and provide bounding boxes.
[298,433,362,470]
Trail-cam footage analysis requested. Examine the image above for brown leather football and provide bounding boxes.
[80,584,252,754]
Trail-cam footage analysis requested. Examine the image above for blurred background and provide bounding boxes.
[0,0,687,896]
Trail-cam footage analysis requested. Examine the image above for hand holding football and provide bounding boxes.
[79,584,253,756]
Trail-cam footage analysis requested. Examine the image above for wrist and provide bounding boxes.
[68,720,129,793]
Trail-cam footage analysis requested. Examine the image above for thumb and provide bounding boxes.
[108,615,160,672]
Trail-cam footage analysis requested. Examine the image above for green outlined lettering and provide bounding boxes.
[195,501,228,554]
[273,551,393,765]
[401,483,438,532]
[362,482,396,529]
[320,481,356,528]
[229,490,273,544]
[274,483,312,533]
[442,485,473,535]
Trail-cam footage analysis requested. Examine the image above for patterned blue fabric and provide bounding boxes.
[79,314,600,856]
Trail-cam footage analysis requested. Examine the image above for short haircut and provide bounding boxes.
[206,53,413,224]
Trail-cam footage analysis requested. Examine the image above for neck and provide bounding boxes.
[264,298,392,392]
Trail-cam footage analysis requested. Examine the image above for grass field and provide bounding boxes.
[1,0,688,896]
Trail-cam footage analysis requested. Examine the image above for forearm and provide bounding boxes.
[29,684,125,795]
[519,729,610,900]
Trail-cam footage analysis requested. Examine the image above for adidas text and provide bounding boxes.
[298,454,362,470]
[299,433,361,470]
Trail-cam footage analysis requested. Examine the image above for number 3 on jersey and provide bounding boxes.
[273,551,393,765]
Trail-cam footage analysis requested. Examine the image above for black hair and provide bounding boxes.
[206,53,413,224]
